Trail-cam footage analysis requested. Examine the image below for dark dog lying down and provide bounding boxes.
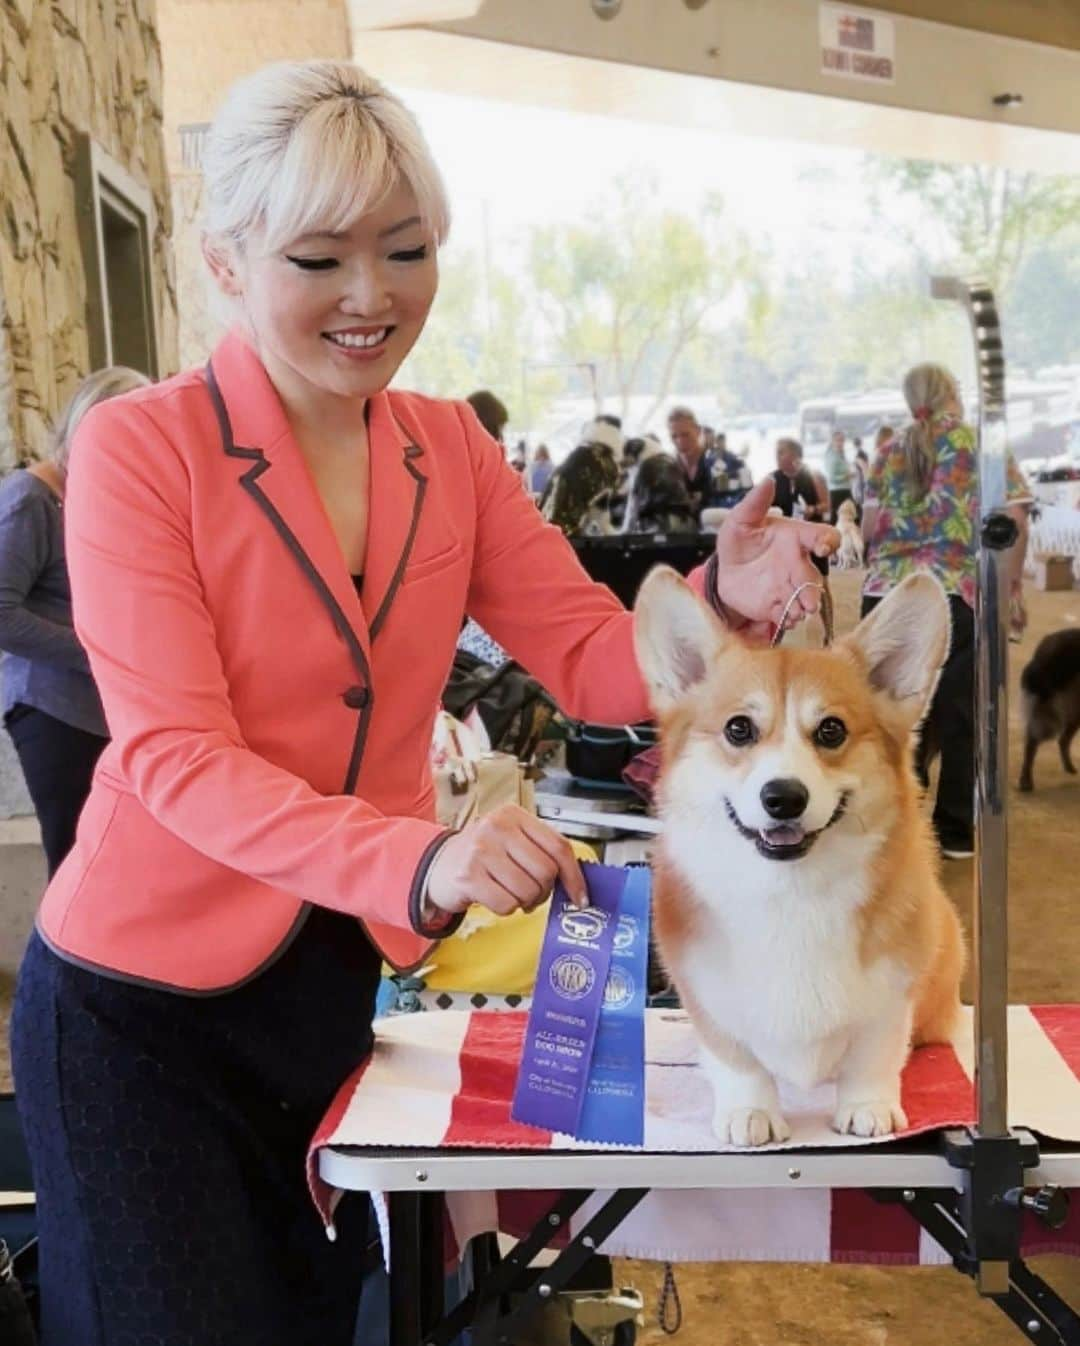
[1019,628,1080,792]
[540,442,619,537]
[622,453,697,535]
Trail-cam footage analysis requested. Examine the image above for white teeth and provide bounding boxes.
[327,328,388,349]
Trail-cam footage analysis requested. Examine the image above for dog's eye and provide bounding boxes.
[724,715,757,746]
[814,717,848,749]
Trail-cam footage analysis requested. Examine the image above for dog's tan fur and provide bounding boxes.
[636,569,965,1144]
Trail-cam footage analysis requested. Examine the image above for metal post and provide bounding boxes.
[931,277,1021,1295]
[930,276,1011,1140]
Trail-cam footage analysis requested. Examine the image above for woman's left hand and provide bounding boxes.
[713,479,840,643]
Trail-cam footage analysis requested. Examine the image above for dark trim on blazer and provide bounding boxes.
[33,904,314,997]
[407,828,464,939]
[206,360,380,793]
[369,440,427,642]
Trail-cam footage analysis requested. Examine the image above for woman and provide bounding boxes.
[12,60,837,1345]
[861,363,1030,859]
[0,367,148,874]
[824,428,853,522]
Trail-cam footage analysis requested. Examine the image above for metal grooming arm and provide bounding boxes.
[929,276,1055,1297]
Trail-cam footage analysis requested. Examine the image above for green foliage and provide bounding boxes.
[400,158,1080,433]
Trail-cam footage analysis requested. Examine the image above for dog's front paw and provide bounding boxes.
[714,1106,792,1147]
[832,1100,908,1138]
[1018,775,1033,793]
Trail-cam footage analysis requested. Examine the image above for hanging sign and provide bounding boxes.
[819,4,896,84]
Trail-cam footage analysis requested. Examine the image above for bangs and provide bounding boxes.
[257,95,450,254]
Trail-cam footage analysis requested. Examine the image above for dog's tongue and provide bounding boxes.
[761,824,804,847]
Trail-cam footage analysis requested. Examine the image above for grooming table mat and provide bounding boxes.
[310,1006,1080,1263]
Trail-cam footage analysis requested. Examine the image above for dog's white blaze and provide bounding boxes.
[661,730,910,1095]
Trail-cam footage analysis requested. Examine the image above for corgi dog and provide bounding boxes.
[834,498,864,570]
[634,569,965,1146]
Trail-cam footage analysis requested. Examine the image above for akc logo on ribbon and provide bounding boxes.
[549,953,596,1001]
[603,963,635,1009]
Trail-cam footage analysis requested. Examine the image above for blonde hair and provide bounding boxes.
[899,363,959,498]
[201,60,451,256]
[51,367,150,469]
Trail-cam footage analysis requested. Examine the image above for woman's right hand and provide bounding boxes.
[425,805,588,919]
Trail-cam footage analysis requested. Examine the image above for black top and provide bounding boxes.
[770,467,820,519]
[351,574,364,596]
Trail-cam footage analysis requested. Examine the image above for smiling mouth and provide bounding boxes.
[323,326,395,352]
[723,793,851,862]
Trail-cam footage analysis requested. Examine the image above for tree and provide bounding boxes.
[864,159,1080,299]
[526,181,762,424]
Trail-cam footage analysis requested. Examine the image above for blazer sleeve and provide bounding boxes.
[460,404,656,725]
[64,400,452,937]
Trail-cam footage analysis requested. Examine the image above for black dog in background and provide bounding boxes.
[540,442,619,536]
[1019,628,1080,792]
[622,450,697,535]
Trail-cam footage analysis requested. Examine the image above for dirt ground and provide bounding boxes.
[2,575,1079,1344]
[622,570,1080,1346]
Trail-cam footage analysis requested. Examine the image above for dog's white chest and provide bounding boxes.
[673,876,906,1092]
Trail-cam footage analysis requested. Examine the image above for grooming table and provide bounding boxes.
[310,1007,1080,1345]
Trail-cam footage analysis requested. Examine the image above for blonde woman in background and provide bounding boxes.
[0,367,148,873]
[861,363,1030,858]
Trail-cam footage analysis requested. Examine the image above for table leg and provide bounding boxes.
[388,1190,445,1346]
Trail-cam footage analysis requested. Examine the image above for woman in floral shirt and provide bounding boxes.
[861,362,1030,859]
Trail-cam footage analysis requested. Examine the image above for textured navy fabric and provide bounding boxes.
[11,906,382,1346]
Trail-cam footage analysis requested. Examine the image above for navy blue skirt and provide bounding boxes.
[11,906,382,1346]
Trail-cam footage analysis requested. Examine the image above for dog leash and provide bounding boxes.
[771,581,834,648]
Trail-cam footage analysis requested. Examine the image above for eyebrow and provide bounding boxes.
[377,215,423,239]
[290,216,424,246]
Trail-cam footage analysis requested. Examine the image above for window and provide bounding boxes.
[75,136,159,378]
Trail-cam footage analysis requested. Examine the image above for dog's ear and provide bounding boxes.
[634,566,726,711]
[844,574,950,725]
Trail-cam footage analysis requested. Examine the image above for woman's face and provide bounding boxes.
[221,178,438,411]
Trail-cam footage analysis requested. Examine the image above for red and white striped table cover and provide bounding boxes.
[308,1006,1080,1264]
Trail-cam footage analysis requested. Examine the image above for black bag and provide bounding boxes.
[565,722,658,786]
[442,650,558,762]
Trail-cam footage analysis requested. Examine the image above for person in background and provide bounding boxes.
[824,428,853,523]
[771,437,829,576]
[528,444,553,497]
[466,388,508,444]
[0,366,149,875]
[668,406,719,519]
[713,430,753,508]
[851,446,870,516]
[861,362,1031,860]
[771,437,827,522]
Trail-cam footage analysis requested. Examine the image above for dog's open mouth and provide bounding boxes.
[724,794,851,862]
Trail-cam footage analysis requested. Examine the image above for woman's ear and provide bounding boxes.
[201,234,243,299]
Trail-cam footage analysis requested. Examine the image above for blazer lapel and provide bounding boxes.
[362,392,429,643]
[205,331,372,674]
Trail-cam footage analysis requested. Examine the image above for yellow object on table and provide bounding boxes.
[384,839,598,997]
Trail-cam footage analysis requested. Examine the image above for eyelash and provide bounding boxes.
[284,246,429,272]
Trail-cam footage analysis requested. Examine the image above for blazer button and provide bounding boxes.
[343,685,370,710]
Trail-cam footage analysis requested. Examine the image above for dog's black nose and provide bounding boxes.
[760,778,809,821]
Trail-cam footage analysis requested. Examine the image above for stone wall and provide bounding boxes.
[157,0,349,368]
[0,0,178,465]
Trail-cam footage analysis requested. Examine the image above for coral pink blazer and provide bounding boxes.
[36,331,654,990]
